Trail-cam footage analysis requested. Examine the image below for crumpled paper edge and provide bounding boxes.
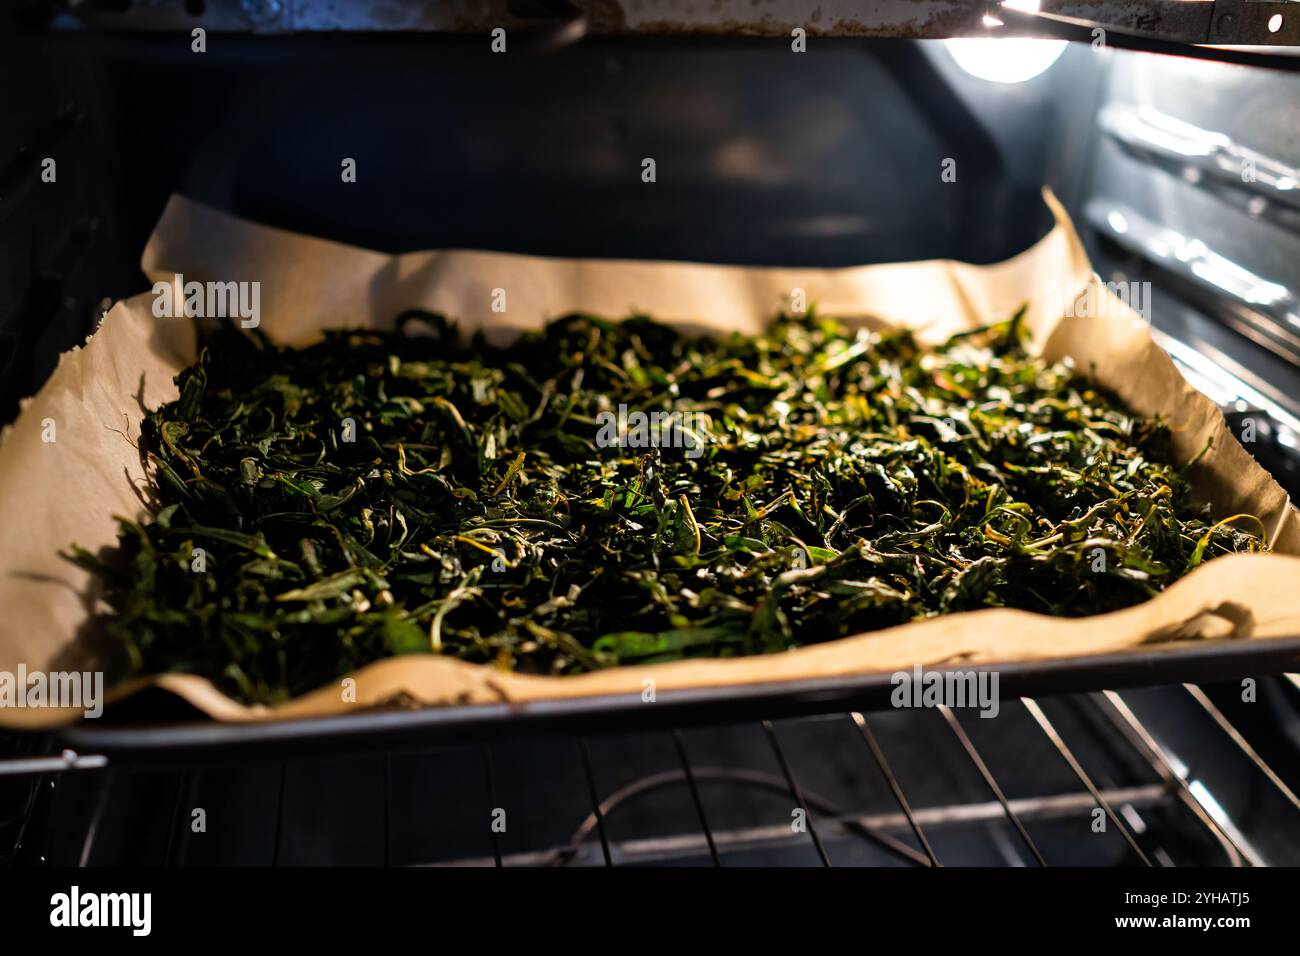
[2,188,1297,727]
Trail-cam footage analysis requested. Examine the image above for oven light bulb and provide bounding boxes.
[945,0,1068,84]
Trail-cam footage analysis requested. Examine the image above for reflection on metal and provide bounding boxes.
[995,3,1300,73]
[1184,683,1300,814]
[1095,690,1255,866]
[945,1,1069,84]
[0,749,107,777]
[1099,104,1300,223]
[1087,199,1300,369]
[1147,326,1300,437]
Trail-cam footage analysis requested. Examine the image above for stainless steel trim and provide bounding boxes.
[0,749,108,777]
[1184,683,1300,814]
[1095,690,1256,866]
[1087,198,1300,369]
[1099,103,1300,213]
[1148,326,1300,434]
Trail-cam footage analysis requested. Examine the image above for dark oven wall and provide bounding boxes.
[1,27,1093,421]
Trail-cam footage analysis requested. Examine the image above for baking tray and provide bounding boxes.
[56,635,1300,763]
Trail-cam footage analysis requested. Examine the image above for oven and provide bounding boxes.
[3,1,1300,890]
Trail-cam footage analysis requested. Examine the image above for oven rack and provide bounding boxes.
[6,678,1300,867]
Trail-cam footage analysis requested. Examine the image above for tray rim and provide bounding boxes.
[54,633,1300,763]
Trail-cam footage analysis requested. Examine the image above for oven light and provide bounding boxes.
[945,1,1068,84]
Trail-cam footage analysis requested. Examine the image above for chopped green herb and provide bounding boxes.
[69,309,1263,704]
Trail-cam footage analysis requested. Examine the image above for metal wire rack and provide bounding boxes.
[4,678,1300,867]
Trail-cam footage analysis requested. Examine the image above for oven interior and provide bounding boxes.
[3,4,1300,866]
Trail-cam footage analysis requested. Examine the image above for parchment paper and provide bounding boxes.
[1,189,1297,727]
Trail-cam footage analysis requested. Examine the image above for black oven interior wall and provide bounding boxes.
[1,30,1101,423]
[9,27,1300,433]
[11,28,1299,483]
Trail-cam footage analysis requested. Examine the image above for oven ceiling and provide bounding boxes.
[28,0,1300,46]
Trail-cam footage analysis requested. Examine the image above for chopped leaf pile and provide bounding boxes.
[71,310,1264,704]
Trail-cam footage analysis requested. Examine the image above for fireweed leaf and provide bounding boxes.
[71,312,1264,704]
